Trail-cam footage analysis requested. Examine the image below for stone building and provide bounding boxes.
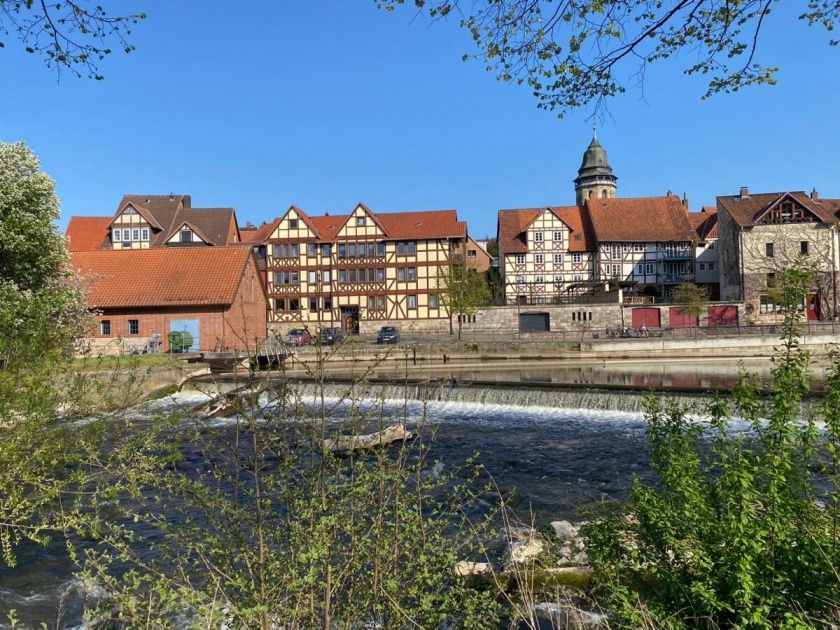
[258,203,467,335]
[498,136,696,305]
[717,188,840,322]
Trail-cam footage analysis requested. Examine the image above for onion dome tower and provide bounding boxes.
[574,131,618,205]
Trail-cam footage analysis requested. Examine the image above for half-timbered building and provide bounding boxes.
[260,203,467,335]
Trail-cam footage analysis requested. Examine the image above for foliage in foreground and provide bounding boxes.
[587,262,840,628]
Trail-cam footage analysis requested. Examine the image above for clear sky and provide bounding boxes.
[1,1,838,238]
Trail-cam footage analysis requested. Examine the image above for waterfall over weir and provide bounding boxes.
[280,380,718,414]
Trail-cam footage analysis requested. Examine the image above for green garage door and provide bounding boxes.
[519,312,550,333]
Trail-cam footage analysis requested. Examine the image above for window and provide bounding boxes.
[113,229,121,241]
[338,269,346,283]
[376,268,385,282]
[128,319,139,335]
[307,243,318,256]
[760,295,782,313]
[708,262,715,271]
[637,264,644,274]
[308,271,317,285]
[633,243,644,252]
[100,320,111,336]
[534,232,544,243]
[765,242,774,258]
[141,228,149,241]
[699,263,706,271]
[397,241,417,256]
[767,272,776,288]
[645,263,655,274]
[367,242,376,257]
[515,275,526,284]
[348,243,356,258]
[322,244,332,257]
[515,254,526,265]
[376,242,385,256]
[407,295,418,310]
[179,228,193,243]
[467,249,477,258]
[554,253,564,264]
[553,274,563,284]
[397,267,417,281]
[356,217,367,226]
[273,244,299,259]
[288,219,299,229]
[801,241,809,255]
[709,242,715,250]
[429,294,439,308]
[572,253,582,264]
[323,297,332,310]
[574,273,583,282]
[348,269,357,282]
[535,275,545,283]
[322,270,331,283]
[132,228,140,241]
[535,254,544,264]
[309,297,318,312]
[553,231,563,242]
[611,245,621,259]
[611,264,621,277]
[338,244,346,258]
[288,298,300,312]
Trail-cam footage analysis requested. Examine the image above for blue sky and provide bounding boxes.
[1,1,838,238]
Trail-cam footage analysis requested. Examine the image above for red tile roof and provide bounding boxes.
[717,191,838,227]
[688,208,718,240]
[585,196,697,242]
[66,217,111,251]
[72,247,253,308]
[262,206,466,242]
[497,206,592,255]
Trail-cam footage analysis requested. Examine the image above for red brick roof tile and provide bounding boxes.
[72,247,253,308]
[498,206,592,255]
[688,208,718,239]
[66,217,111,251]
[586,196,696,242]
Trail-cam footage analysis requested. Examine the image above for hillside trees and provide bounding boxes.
[377,1,840,115]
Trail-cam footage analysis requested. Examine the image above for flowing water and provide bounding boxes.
[0,361,803,628]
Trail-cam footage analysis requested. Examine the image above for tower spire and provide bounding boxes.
[574,133,617,205]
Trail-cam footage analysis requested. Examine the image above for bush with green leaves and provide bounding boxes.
[586,261,840,628]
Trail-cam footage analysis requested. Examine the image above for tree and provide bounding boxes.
[0,1,145,79]
[671,281,709,320]
[0,141,90,565]
[586,261,840,627]
[377,1,840,116]
[440,254,491,338]
[484,237,498,258]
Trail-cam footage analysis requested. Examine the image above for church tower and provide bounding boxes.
[574,132,618,205]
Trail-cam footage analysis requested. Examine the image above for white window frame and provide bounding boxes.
[535,253,544,264]
[554,253,563,264]
[515,254,526,265]
[407,294,418,310]
[633,243,644,252]
[553,231,563,242]
[534,232,544,243]
[113,228,121,241]
[572,253,582,264]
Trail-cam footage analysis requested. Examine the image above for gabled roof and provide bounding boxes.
[106,200,164,230]
[72,247,254,308]
[262,206,466,242]
[497,205,592,255]
[160,208,238,246]
[585,195,696,243]
[118,194,189,232]
[688,208,718,240]
[717,191,837,227]
[66,217,111,251]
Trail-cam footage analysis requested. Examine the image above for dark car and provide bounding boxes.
[376,326,400,345]
[285,328,312,347]
[318,327,344,346]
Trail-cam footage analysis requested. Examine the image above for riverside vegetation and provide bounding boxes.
[1,141,839,627]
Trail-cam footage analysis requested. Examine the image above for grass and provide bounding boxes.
[72,353,186,371]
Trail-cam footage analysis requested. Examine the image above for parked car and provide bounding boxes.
[318,327,344,346]
[285,328,312,346]
[376,326,400,344]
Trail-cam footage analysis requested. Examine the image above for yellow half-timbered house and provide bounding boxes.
[259,203,467,335]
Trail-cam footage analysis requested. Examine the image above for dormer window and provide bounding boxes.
[141,228,149,241]
[356,217,367,227]
[288,219,299,229]
[113,228,121,242]
[180,229,193,243]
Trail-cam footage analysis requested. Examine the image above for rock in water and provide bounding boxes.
[533,602,608,629]
[510,537,545,563]
[454,561,491,577]
[324,423,413,453]
[551,520,579,540]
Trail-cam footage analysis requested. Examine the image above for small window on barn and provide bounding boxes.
[765,242,774,258]
[100,320,111,336]
[801,241,809,255]
[128,320,139,335]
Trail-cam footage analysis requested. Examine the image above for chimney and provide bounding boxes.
[739,186,749,198]
[811,187,820,202]
[169,192,174,200]
[666,189,672,197]
[682,192,688,209]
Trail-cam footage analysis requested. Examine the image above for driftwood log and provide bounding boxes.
[324,424,414,453]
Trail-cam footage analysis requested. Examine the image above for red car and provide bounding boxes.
[285,329,311,346]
